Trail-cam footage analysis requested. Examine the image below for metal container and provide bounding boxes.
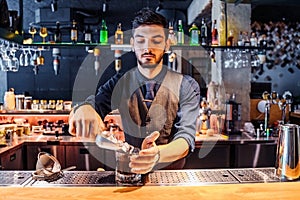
[275,124,300,180]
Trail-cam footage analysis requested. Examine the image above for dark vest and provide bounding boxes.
[115,68,183,148]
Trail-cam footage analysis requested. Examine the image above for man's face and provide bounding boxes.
[131,25,169,69]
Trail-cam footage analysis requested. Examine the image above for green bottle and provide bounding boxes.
[177,19,184,45]
[189,23,199,45]
[100,19,108,44]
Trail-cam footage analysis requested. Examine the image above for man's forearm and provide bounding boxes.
[157,138,189,163]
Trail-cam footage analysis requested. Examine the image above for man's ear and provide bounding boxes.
[165,38,171,53]
[130,37,134,52]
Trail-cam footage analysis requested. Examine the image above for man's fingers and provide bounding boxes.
[142,131,160,149]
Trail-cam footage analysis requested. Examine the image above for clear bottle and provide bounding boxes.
[70,19,78,43]
[237,31,244,46]
[211,20,219,46]
[177,19,184,45]
[168,21,177,45]
[189,23,199,45]
[243,32,250,46]
[200,18,207,46]
[250,32,258,47]
[100,19,108,44]
[114,23,123,44]
[54,21,62,43]
[3,88,15,110]
[84,25,92,44]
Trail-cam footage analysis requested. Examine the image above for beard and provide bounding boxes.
[137,52,164,69]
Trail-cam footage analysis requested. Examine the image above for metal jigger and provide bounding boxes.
[95,126,134,153]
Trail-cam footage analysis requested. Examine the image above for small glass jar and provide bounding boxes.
[48,100,56,110]
[40,100,48,110]
[24,96,32,110]
[56,100,64,110]
[32,100,40,110]
[63,101,72,111]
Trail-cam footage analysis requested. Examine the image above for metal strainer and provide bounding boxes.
[32,152,76,182]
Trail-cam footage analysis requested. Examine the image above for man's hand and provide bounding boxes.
[68,104,105,138]
[129,131,160,174]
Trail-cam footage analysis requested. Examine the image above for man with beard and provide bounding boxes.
[69,8,200,174]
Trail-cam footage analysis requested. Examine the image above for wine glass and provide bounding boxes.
[0,42,10,71]
[29,26,37,41]
[9,48,19,72]
[30,49,38,66]
[20,48,31,67]
[39,27,48,43]
[24,49,31,67]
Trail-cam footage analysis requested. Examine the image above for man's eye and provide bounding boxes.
[153,39,163,45]
[136,39,144,44]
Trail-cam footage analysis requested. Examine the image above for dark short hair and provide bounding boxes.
[132,8,168,37]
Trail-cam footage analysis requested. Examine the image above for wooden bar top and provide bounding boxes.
[1,181,300,200]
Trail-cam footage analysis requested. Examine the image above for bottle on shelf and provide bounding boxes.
[114,22,123,44]
[250,32,258,47]
[177,19,184,45]
[100,19,108,44]
[237,31,244,46]
[243,32,250,46]
[227,29,234,46]
[211,19,218,46]
[70,19,78,44]
[83,25,92,44]
[168,21,177,45]
[200,18,207,46]
[189,23,199,45]
[54,21,62,43]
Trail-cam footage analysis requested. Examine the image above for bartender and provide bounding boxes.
[68,8,200,174]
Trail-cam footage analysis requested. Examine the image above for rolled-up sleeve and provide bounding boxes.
[172,75,201,152]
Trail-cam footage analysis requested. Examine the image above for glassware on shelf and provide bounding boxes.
[0,41,10,71]
[30,49,38,66]
[29,26,37,41]
[39,27,48,43]
[224,48,234,69]
[24,49,31,67]
[8,48,19,72]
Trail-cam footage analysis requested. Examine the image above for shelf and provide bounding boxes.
[22,42,110,48]
[0,110,70,115]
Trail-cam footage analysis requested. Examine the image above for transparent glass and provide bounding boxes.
[115,147,142,185]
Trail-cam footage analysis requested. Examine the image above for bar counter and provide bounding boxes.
[1,181,300,200]
[0,133,298,200]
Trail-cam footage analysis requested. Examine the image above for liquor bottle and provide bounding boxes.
[114,23,123,44]
[243,32,250,46]
[237,31,244,46]
[84,25,92,44]
[227,29,234,46]
[250,32,258,47]
[177,19,184,45]
[54,21,62,43]
[70,19,78,43]
[100,19,108,44]
[189,23,199,45]
[211,19,218,46]
[200,18,207,46]
[168,21,177,45]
